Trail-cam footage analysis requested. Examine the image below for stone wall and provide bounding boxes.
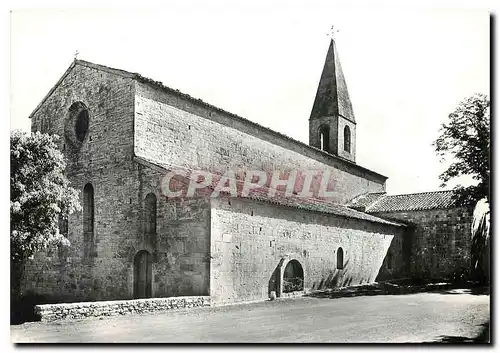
[209,197,406,305]
[336,116,356,162]
[21,161,211,302]
[35,296,211,321]
[371,208,473,280]
[133,81,386,205]
[134,161,212,298]
[26,62,138,302]
[23,61,397,307]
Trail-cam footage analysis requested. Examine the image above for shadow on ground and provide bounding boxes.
[12,280,489,326]
[304,281,490,344]
[11,292,46,325]
[305,279,490,300]
[421,322,490,343]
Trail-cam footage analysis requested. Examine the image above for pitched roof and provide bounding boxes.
[243,190,402,227]
[348,190,457,213]
[134,156,402,227]
[28,59,387,182]
[310,39,355,123]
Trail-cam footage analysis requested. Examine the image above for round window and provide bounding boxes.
[65,101,90,147]
[75,109,89,142]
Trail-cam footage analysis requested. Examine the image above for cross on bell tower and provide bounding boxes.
[309,25,356,162]
[327,25,340,40]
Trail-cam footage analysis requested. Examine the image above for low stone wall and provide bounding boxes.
[35,296,211,321]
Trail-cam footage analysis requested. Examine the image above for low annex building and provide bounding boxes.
[348,190,473,280]
[21,39,471,306]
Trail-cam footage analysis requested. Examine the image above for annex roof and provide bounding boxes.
[348,190,457,213]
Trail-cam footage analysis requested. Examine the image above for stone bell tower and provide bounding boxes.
[309,39,356,163]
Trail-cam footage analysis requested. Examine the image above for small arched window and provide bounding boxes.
[337,247,344,270]
[344,126,351,153]
[144,193,157,235]
[83,183,95,258]
[319,125,330,152]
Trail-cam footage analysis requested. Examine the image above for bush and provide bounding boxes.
[449,267,470,284]
[283,277,304,293]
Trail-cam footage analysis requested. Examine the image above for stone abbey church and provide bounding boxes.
[23,39,472,305]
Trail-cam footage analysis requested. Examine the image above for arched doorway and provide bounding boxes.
[134,250,152,299]
[283,259,304,293]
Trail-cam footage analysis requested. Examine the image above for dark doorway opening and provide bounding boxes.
[134,250,152,299]
[283,260,304,293]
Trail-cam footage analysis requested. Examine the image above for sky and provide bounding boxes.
[9,2,490,195]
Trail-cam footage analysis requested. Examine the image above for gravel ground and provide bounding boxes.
[11,288,490,343]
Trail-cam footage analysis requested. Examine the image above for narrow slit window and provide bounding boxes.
[337,247,344,270]
[344,125,351,153]
[144,193,157,235]
[319,125,330,152]
[83,183,95,258]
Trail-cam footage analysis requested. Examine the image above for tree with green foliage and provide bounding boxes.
[10,130,81,303]
[433,93,490,207]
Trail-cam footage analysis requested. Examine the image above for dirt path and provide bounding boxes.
[11,289,490,343]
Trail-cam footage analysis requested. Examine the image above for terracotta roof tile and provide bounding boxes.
[354,190,457,213]
[242,190,402,227]
[346,192,386,211]
[133,156,402,227]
